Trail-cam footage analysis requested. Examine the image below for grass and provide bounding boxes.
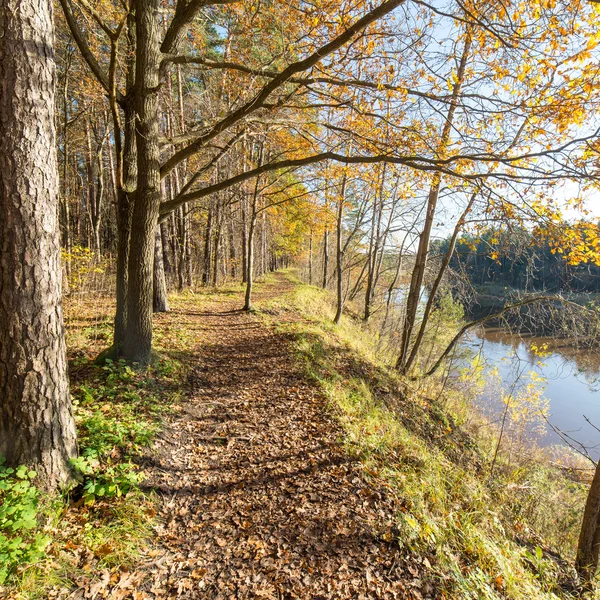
[261,272,594,599]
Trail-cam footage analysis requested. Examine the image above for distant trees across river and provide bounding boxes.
[434,225,600,294]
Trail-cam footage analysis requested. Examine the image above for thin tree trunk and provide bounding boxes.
[244,213,257,310]
[202,202,213,286]
[177,205,187,290]
[334,174,347,324]
[60,50,72,251]
[397,30,471,372]
[228,204,237,279]
[212,202,223,286]
[153,226,169,312]
[85,119,99,250]
[364,165,386,322]
[0,0,78,489]
[402,191,477,374]
[244,151,262,310]
[241,198,248,283]
[322,227,329,288]
[160,220,173,276]
[308,229,313,285]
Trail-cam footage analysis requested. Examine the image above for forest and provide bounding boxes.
[439,226,600,293]
[3,0,600,597]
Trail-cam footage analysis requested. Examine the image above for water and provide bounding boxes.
[459,329,600,459]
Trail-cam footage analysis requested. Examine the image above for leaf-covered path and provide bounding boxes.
[129,276,416,598]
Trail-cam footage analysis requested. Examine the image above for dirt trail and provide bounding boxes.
[135,275,416,599]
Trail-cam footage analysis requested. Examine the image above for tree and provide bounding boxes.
[58,0,600,367]
[575,458,600,588]
[0,0,77,489]
[59,0,407,363]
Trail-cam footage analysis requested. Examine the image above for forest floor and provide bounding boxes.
[71,272,422,599]
[7,272,586,599]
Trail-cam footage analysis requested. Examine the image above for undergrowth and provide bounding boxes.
[264,274,594,600]
[0,302,189,599]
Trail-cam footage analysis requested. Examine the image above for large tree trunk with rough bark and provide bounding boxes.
[112,14,137,356]
[0,0,78,489]
[122,0,161,364]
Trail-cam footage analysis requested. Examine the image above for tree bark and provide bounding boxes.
[397,30,471,372]
[228,204,237,280]
[160,220,173,276]
[202,202,213,286]
[334,174,347,324]
[401,191,477,374]
[60,50,72,252]
[577,459,600,588]
[153,226,169,312]
[0,0,77,489]
[241,198,248,283]
[112,14,137,356]
[122,0,161,364]
[244,144,263,311]
[244,213,257,311]
[308,229,313,285]
[322,227,329,289]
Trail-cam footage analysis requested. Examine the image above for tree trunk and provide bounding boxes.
[244,146,263,311]
[228,204,237,279]
[244,213,257,311]
[202,202,213,286]
[322,227,329,288]
[576,459,600,588]
[153,226,169,312]
[0,0,78,489]
[334,175,347,324]
[60,52,72,252]
[397,30,471,373]
[402,192,477,374]
[113,101,136,354]
[160,220,172,276]
[122,0,161,364]
[241,199,248,283]
[212,201,223,286]
[308,229,313,285]
[364,166,386,322]
[112,13,137,355]
[177,205,187,290]
[85,118,104,253]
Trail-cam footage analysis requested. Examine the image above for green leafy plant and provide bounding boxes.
[70,455,144,505]
[0,461,50,584]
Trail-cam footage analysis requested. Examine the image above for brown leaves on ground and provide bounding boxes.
[65,277,437,599]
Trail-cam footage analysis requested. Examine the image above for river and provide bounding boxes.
[460,329,600,459]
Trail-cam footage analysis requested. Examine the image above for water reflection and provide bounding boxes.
[460,328,600,459]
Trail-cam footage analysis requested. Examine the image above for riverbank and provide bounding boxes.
[265,272,592,598]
